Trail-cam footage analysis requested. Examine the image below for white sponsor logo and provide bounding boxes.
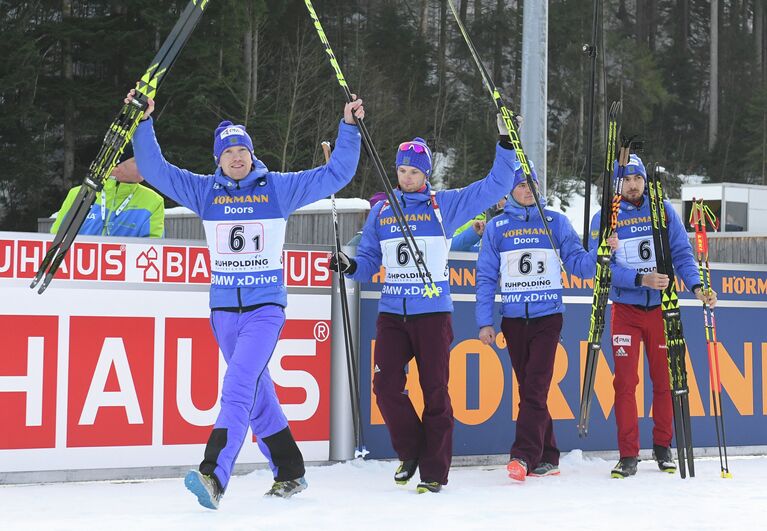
[219,126,244,140]
[613,334,632,346]
[615,346,628,357]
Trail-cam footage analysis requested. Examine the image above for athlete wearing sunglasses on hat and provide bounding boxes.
[329,115,519,493]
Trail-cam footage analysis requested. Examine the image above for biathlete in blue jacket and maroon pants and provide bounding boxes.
[588,154,717,478]
[330,123,519,493]
[476,164,612,482]
[127,90,364,509]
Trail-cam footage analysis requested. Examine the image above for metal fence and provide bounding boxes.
[38,207,369,246]
[36,211,767,264]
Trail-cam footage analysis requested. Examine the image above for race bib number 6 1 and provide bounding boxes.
[216,222,265,255]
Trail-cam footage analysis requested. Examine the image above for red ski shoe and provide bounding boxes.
[507,458,528,482]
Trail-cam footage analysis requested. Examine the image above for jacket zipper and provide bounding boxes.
[403,298,407,322]
[236,180,243,312]
[525,205,530,318]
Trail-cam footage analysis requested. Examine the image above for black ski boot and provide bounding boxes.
[652,444,677,474]
[416,481,442,493]
[394,459,418,485]
[611,457,638,478]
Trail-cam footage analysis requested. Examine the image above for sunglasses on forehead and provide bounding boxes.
[398,141,429,154]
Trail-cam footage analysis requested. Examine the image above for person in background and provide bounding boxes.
[347,192,387,246]
[450,213,486,252]
[51,157,164,238]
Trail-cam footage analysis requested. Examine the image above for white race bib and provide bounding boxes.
[617,235,656,273]
[500,248,562,293]
[203,218,286,274]
[381,235,450,284]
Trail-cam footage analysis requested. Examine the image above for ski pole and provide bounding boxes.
[322,142,367,459]
[304,0,438,298]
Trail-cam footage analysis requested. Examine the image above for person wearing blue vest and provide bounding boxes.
[588,154,716,478]
[476,164,613,482]
[126,89,364,508]
[330,118,519,493]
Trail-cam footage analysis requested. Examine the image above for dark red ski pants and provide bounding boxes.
[372,313,454,485]
[501,313,562,469]
[611,303,674,457]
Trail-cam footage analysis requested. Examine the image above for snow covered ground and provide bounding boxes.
[4,451,764,530]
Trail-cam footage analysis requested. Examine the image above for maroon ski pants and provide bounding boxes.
[372,312,454,485]
[501,313,562,469]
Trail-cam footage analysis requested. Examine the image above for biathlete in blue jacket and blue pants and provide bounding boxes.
[330,123,519,493]
[127,90,364,508]
[476,165,611,482]
[588,154,717,478]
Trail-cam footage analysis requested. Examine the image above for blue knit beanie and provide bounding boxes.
[396,137,432,177]
[213,120,254,163]
[613,153,646,179]
[512,160,538,190]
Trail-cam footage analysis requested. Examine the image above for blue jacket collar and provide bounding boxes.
[393,182,433,205]
[213,158,269,188]
[502,197,544,220]
[620,193,648,212]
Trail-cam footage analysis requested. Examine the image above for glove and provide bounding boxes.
[329,251,357,274]
[496,113,523,137]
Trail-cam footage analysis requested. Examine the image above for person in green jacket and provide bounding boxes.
[51,157,165,238]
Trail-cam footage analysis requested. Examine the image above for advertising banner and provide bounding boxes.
[0,233,333,473]
[359,255,767,457]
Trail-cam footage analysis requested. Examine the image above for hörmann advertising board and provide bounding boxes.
[359,255,767,457]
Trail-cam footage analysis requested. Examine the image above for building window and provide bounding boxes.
[724,201,748,232]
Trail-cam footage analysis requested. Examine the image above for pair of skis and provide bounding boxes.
[31,0,211,293]
[577,101,623,437]
[646,165,695,477]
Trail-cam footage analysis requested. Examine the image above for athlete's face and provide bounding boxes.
[397,165,427,193]
[621,172,645,202]
[511,181,535,206]
[219,146,253,181]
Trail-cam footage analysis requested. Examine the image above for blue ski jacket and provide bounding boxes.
[476,201,597,327]
[348,143,519,316]
[588,195,701,307]
[132,117,361,309]
[450,224,482,252]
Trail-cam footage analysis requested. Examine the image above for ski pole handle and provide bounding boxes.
[321,141,331,164]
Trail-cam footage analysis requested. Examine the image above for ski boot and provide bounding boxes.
[416,481,442,494]
[184,470,223,510]
[652,445,677,474]
[529,462,560,477]
[394,459,418,485]
[264,477,308,498]
[611,457,638,478]
[507,458,528,482]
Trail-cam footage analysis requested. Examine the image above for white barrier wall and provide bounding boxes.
[0,232,334,481]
